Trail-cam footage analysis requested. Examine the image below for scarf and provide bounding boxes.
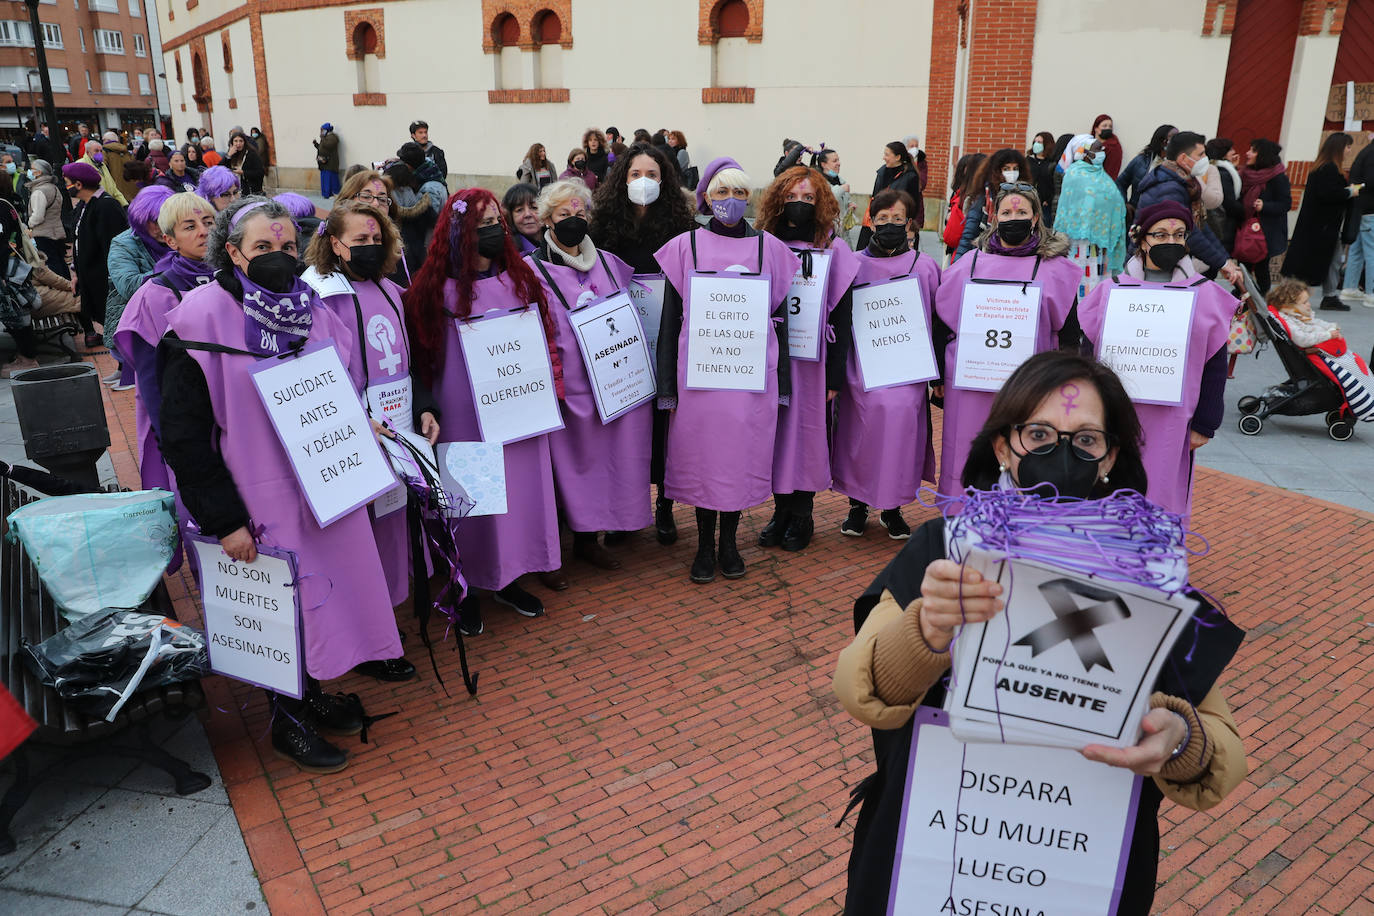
[542,232,598,272]
[1054,159,1127,272]
[1122,254,1198,283]
[236,268,315,356]
[154,251,214,291]
[132,223,171,262]
[1239,163,1286,211]
[985,228,1042,257]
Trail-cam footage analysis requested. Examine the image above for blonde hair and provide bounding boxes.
[536,178,592,222]
[706,167,750,198]
[1268,277,1308,311]
[304,201,402,278]
[156,192,215,236]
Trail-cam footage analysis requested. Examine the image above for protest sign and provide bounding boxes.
[568,291,657,423]
[954,283,1043,392]
[457,307,564,444]
[249,341,396,528]
[786,250,831,361]
[685,274,771,392]
[630,274,667,363]
[852,276,939,390]
[1096,286,1196,406]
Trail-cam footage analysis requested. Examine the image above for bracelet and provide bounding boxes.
[1168,714,1192,761]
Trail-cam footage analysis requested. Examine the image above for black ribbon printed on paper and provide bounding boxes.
[1014,578,1131,673]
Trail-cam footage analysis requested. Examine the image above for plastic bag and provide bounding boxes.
[6,489,179,624]
[22,610,208,721]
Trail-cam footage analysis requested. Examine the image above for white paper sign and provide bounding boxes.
[852,276,939,391]
[889,708,1139,916]
[685,274,771,392]
[249,343,396,528]
[192,539,303,699]
[786,250,831,361]
[629,274,667,363]
[1096,287,1197,406]
[457,308,565,444]
[947,549,1195,750]
[439,441,507,517]
[372,428,438,518]
[366,376,414,434]
[954,283,1043,392]
[569,291,657,423]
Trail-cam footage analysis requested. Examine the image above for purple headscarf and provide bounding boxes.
[127,186,173,260]
[196,165,240,201]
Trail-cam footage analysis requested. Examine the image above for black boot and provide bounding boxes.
[270,693,347,774]
[782,491,815,551]
[655,494,678,545]
[719,511,745,579]
[458,593,483,636]
[305,684,366,737]
[758,494,790,547]
[690,508,717,583]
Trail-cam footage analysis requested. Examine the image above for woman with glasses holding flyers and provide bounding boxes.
[933,181,1083,500]
[833,349,1247,915]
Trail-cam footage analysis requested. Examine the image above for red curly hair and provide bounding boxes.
[755,166,841,248]
[402,187,555,389]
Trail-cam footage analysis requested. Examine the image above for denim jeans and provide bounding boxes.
[1342,213,1374,289]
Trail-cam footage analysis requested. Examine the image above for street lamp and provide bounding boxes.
[8,83,19,137]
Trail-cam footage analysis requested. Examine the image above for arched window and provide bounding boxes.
[532,10,563,89]
[717,0,748,37]
[353,22,380,95]
[352,22,378,56]
[493,12,520,47]
[534,10,562,45]
[191,51,211,112]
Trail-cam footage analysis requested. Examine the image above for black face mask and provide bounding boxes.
[997,218,1034,246]
[573,161,586,170]
[1099,128,1114,140]
[552,215,589,247]
[782,201,816,228]
[347,243,385,280]
[873,223,908,252]
[1148,243,1186,273]
[1015,442,1103,499]
[476,224,507,259]
[245,250,298,294]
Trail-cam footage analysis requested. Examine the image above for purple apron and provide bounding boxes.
[832,250,942,509]
[772,239,860,494]
[1078,273,1235,517]
[527,247,653,533]
[654,229,801,512]
[934,250,1080,499]
[310,269,415,608]
[165,283,402,681]
[115,279,182,492]
[432,272,560,591]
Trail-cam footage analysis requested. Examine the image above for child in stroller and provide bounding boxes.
[1237,277,1374,440]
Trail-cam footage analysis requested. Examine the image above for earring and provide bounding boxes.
[999,463,1009,472]
[1100,473,1110,484]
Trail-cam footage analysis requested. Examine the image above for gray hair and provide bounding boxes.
[200,136,215,149]
[29,158,49,175]
[205,195,295,272]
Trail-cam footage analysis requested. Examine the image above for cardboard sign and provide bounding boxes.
[438,441,507,517]
[568,291,657,423]
[190,537,304,699]
[1096,287,1196,406]
[947,549,1196,750]
[852,276,940,391]
[629,274,667,363]
[786,250,831,361]
[888,707,1141,916]
[685,273,771,393]
[953,283,1043,392]
[1326,81,1374,122]
[249,341,396,528]
[457,307,564,444]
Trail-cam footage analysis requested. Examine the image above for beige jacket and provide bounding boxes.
[834,589,1248,812]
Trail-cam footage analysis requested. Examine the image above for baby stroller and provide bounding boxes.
[1234,271,1370,441]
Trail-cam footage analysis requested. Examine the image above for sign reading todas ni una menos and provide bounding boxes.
[457,307,565,444]
[249,341,397,528]
[851,275,940,390]
[190,536,304,699]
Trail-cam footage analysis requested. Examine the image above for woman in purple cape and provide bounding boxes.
[754,165,860,551]
[404,188,564,637]
[654,157,800,584]
[830,188,942,538]
[303,201,443,683]
[1078,200,1234,518]
[158,196,404,775]
[526,178,650,577]
[934,182,1082,500]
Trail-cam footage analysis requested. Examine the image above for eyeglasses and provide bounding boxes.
[216,189,241,202]
[356,190,392,207]
[998,181,1038,195]
[1145,229,1189,243]
[1010,423,1112,461]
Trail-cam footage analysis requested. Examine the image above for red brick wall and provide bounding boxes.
[481,1,573,52]
[702,87,755,104]
[344,9,386,60]
[1201,0,1238,36]
[1299,0,1346,35]
[961,0,1038,158]
[923,0,962,202]
[698,0,763,45]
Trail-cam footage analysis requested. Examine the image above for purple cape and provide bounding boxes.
[165,282,402,680]
[527,248,653,532]
[115,279,181,492]
[311,271,415,607]
[934,250,1080,498]
[772,239,860,494]
[432,272,560,590]
[1078,274,1235,517]
[654,230,801,511]
[831,249,942,508]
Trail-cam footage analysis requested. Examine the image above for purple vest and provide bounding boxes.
[115,279,182,492]
[831,249,942,508]
[165,281,401,680]
[934,250,1080,499]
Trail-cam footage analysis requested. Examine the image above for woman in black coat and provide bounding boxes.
[1237,138,1292,294]
[857,142,923,248]
[1282,133,1354,302]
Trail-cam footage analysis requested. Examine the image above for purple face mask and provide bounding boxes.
[711,195,748,225]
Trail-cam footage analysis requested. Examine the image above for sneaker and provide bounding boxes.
[1339,288,1366,302]
[879,510,912,540]
[840,506,869,537]
[1320,296,1351,311]
[458,595,484,636]
[0,356,39,379]
[271,718,347,774]
[353,657,418,682]
[493,583,545,617]
[110,380,135,392]
[306,690,366,736]
[101,370,121,385]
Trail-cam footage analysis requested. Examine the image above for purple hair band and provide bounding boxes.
[230,200,271,228]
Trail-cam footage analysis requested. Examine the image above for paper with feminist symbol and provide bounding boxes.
[945,548,1196,750]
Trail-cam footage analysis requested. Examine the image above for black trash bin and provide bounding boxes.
[10,364,110,491]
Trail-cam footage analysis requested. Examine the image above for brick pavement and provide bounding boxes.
[86,343,1374,915]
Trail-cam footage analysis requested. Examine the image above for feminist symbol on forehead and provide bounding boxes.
[1060,382,1080,415]
[270,221,285,242]
[367,218,378,233]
